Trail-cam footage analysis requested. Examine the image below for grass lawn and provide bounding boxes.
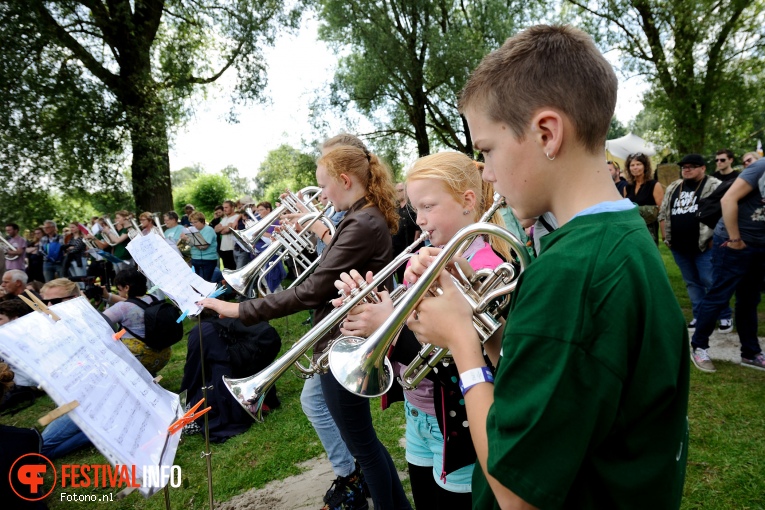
[2,247,764,509]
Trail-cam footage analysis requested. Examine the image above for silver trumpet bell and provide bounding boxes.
[231,186,323,255]
[328,198,531,398]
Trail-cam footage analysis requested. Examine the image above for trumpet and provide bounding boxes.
[100,218,121,246]
[128,218,142,239]
[151,214,165,238]
[0,236,20,261]
[223,206,336,299]
[222,230,431,421]
[231,186,323,255]
[328,199,531,398]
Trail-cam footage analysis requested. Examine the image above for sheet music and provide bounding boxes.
[127,232,216,316]
[0,297,181,496]
[181,227,209,248]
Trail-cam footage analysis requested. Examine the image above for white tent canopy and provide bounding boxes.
[605,132,657,159]
[605,132,664,176]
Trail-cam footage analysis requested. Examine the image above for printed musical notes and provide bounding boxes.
[127,232,216,317]
[0,297,181,497]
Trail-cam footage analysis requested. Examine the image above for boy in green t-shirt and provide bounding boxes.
[407,25,689,509]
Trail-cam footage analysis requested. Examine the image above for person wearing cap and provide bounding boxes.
[659,154,731,333]
[181,204,195,227]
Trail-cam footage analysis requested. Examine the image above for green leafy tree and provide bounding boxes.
[1,0,300,213]
[171,165,205,189]
[315,0,533,156]
[254,144,318,204]
[221,165,253,197]
[174,174,234,219]
[607,117,629,139]
[567,0,765,154]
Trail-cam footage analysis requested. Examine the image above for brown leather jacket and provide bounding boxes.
[239,198,393,356]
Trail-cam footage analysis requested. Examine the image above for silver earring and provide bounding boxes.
[463,210,470,215]
[546,151,556,161]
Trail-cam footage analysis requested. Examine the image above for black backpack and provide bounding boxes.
[123,295,184,351]
[696,179,734,228]
[209,318,282,378]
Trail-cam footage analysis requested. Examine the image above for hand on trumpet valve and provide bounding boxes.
[331,269,372,307]
[334,270,393,338]
[446,256,475,281]
[405,269,475,351]
[197,297,241,319]
[404,246,442,285]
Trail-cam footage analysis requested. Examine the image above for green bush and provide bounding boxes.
[173,174,234,219]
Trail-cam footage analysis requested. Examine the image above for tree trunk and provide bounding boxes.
[124,89,173,214]
[461,114,473,156]
[412,88,430,157]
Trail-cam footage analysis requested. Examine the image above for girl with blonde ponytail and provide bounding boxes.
[334,151,513,509]
[200,142,411,510]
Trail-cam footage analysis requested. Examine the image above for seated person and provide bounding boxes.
[34,279,94,459]
[180,309,282,442]
[0,299,40,412]
[102,269,172,376]
[0,363,46,509]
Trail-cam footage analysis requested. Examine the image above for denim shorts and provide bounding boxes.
[404,399,473,493]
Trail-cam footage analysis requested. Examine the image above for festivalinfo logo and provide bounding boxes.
[9,453,182,503]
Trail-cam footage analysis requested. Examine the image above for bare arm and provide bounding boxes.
[721,178,753,250]
[652,182,665,210]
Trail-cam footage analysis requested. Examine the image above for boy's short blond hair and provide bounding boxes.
[459,25,617,153]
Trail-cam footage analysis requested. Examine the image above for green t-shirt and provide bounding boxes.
[113,228,131,261]
[473,208,689,509]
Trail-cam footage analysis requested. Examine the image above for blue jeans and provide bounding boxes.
[300,375,356,477]
[43,261,64,282]
[41,414,91,460]
[321,371,412,510]
[233,247,252,269]
[671,248,731,321]
[404,399,473,493]
[192,259,218,282]
[691,235,765,359]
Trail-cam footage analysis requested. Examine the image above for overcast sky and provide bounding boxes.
[169,18,647,182]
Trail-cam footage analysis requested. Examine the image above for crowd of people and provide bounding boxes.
[608,146,765,375]
[2,23,764,510]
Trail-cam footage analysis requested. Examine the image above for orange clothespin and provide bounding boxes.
[168,398,211,435]
[19,290,61,321]
[113,328,126,341]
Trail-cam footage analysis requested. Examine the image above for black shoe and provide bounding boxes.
[321,468,369,510]
[355,461,370,498]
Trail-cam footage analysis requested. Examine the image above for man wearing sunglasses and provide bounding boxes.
[712,149,738,182]
[742,152,760,169]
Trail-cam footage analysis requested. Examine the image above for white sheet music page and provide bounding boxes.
[0,297,181,496]
[127,232,216,316]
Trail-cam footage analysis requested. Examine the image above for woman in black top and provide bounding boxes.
[623,152,665,244]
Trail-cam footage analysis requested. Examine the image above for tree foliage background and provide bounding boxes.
[0,0,300,220]
[314,0,543,157]
[254,144,318,205]
[568,0,765,156]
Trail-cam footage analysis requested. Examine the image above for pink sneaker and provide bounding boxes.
[741,353,765,371]
[691,348,716,373]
